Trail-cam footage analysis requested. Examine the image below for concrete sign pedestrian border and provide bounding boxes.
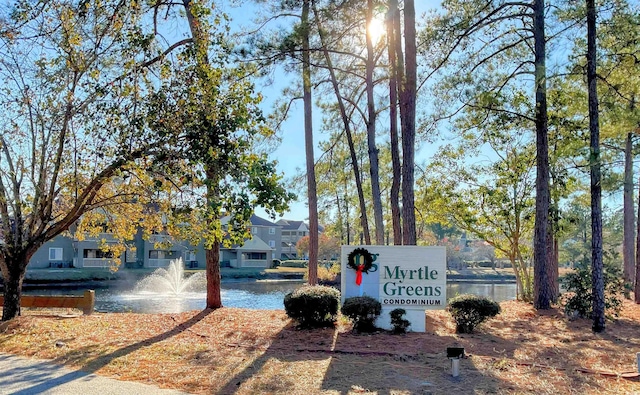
[341,245,447,332]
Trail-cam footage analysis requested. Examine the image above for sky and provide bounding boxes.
[221,1,438,223]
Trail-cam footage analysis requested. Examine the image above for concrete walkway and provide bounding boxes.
[0,353,191,395]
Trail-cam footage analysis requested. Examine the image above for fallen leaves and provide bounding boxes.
[0,301,639,394]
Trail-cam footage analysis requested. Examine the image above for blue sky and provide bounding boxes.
[221,1,438,222]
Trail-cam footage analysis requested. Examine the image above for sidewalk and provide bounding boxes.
[0,353,191,395]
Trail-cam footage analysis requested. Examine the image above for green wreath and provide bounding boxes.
[347,248,374,273]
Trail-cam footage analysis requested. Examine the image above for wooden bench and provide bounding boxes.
[0,290,95,315]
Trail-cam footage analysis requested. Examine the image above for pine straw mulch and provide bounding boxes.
[1,300,640,395]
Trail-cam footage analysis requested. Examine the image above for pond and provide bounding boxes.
[23,280,517,314]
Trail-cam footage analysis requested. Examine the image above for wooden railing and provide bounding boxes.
[0,290,95,315]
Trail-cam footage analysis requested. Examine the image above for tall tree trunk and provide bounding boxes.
[311,0,371,245]
[623,132,635,288]
[635,170,640,303]
[1,259,26,321]
[204,166,223,308]
[205,240,222,308]
[0,247,35,322]
[302,0,318,285]
[366,0,384,245]
[532,0,552,310]
[587,0,605,332]
[399,0,417,245]
[387,0,402,245]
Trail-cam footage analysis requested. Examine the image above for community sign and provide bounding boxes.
[341,245,447,332]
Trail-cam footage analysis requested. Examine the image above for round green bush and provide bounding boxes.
[284,285,341,328]
[341,296,381,332]
[447,294,501,333]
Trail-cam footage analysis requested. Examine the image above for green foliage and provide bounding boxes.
[146,46,295,248]
[419,138,536,301]
[389,308,411,334]
[340,296,381,333]
[447,294,501,333]
[283,285,341,328]
[561,254,624,319]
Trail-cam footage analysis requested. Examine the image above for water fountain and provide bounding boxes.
[133,258,206,295]
[104,259,208,313]
[98,259,300,313]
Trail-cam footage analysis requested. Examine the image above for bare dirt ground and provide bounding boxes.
[1,300,640,394]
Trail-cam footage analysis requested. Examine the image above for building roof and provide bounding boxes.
[249,214,279,227]
[221,214,279,227]
[235,236,273,251]
[276,219,307,230]
[277,219,324,233]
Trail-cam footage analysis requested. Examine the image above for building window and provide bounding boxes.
[252,227,258,234]
[269,227,275,235]
[247,252,267,260]
[269,240,275,248]
[49,248,63,261]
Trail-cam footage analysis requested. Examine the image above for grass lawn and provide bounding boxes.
[1,300,640,394]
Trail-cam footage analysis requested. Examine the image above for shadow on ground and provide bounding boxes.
[0,310,213,394]
[213,313,492,394]
[2,301,639,394]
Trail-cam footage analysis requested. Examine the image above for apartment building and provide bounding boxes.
[27,214,284,270]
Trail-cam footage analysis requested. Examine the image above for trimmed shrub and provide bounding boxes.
[447,294,501,333]
[284,285,340,328]
[561,256,624,319]
[341,296,381,332]
[390,308,411,334]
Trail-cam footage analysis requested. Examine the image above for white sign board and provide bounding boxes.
[341,245,447,332]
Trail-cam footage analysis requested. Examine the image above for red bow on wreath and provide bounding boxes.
[347,248,373,286]
[356,264,365,285]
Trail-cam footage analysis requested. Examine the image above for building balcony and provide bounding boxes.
[147,258,173,268]
[81,258,116,268]
[74,233,119,242]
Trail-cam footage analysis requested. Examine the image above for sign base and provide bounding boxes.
[376,307,426,332]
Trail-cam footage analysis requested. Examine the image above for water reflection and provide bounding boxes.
[447,282,517,303]
[23,281,517,313]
